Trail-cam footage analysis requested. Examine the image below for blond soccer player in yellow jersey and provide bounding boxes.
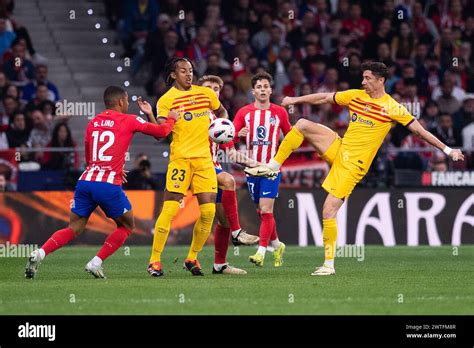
[245,62,464,276]
[146,57,229,277]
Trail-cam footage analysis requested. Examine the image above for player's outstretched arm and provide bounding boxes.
[407,119,464,161]
[227,147,259,168]
[281,93,335,107]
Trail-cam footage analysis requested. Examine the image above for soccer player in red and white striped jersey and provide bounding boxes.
[25,86,177,279]
[198,75,260,275]
[233,72,291,267]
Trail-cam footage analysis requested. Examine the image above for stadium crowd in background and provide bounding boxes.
[0,0,78,183]
[105,0,474,180]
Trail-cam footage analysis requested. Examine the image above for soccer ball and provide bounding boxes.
[208,118,235,144]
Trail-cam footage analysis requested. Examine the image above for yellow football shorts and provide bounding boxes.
[320,133,366,199]
[166,157,217,195]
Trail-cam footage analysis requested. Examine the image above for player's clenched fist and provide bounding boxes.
[167,109,180,120]
[281,96,296,107]
[238,127,249,137]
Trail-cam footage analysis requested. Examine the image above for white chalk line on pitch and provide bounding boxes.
[1,295,474,306]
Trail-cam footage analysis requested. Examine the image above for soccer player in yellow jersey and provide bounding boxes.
[146,57,229,277]
[245,62,464,276]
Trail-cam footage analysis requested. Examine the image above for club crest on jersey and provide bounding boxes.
[363,105,371,112]
[269,116,276,125]
[188,98,197,105]
[256,126,267,140]
[183,112,193,121]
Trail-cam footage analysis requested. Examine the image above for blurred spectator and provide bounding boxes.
[288,11,317,51]
[121,0,158,57]
[28,109,52,162]
[145,29,183,94]
[21,64,60,102]
[2,41,34,86]
[204,53,231,76]
[432,72,466,102]
[24,83,50,116]
[435,78,462,114]
[428,152,449,172]
[283,67,306,97]
[124,153,158,190]
[187,27,211,75]
[0,16,15,58]
[364,18,393,60]
[251,13,273,52]
[259,25,285,66]
[41,122,78,170]
[342,3,372,42]
[454,96,474,130]
[430,113,462,148]
[422,100,440,130]
[412,0,439,44]
[6,111,29,147]
[1,95,19,123]
[391,21,415,63]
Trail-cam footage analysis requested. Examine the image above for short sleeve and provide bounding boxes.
[389,101,415,126]
[334,89,363,106]
[157,95,171,118]
[202,86,220,111]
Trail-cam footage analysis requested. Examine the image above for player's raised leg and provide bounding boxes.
[245,119,336,176]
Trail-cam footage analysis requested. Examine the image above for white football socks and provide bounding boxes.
[324,259,334,268]
[90,256,103,267]
[268,159,281,171]
[257,246,267,256]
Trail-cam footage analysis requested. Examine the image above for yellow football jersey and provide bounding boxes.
[335,89,415,171]
[157,85,220,161]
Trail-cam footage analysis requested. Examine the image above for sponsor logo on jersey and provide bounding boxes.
[256,126,266,140]
[351,113,375,127]
[184,112,193,121]
[174,182,180,188]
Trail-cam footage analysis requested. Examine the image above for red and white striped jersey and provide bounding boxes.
[209,111,234,169]
[233,103,291,164]
[79,109,175,185]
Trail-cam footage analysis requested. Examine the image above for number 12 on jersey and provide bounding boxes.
[91,130,115,161]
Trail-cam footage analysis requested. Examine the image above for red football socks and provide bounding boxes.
[214,224,231,264]
[221,190,241,232]
[41,227,75,255]
[259,213,275,248]
[96,227,131,261]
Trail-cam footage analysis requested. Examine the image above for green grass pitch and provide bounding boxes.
[1,245,473,315]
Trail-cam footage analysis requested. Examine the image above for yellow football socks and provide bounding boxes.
[322,219,337,265]
[150,200,180,263]
[187,203,216,260]
[273,127,305,166]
